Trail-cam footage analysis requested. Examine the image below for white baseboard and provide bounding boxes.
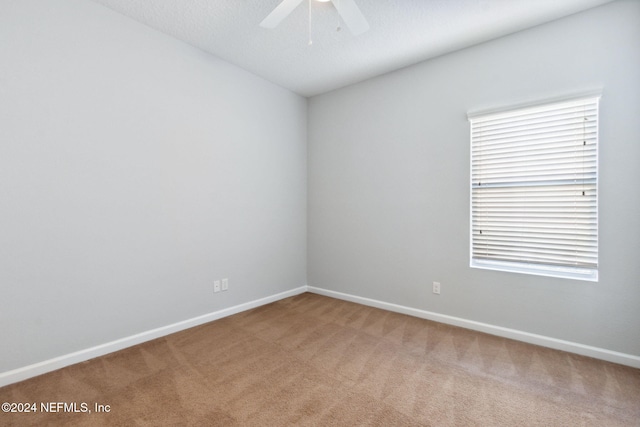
[0,286,307,388]
[307,286,640,369]
[3,284,637,388]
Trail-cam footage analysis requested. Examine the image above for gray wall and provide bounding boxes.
[308,0,640,356]
[0,0,306,372]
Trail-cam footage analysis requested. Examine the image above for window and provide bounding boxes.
[469,96,599,281]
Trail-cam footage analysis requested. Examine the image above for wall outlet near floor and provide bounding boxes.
[433,281,441,295]
[221,278,229,291]
[214,280,221,293]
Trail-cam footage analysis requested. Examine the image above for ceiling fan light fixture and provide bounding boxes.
[260,0,369,36]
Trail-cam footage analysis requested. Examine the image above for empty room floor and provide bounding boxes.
[1,293,638,426]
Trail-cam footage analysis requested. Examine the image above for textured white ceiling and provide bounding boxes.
[89,0,614,97]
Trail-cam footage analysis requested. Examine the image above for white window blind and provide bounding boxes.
[469,96,599,281]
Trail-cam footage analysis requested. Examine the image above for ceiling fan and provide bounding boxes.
[260,0,370,36]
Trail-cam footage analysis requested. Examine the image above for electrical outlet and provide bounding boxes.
[214,280,221,293]
[221,278,229,291]
[433,281,441,295]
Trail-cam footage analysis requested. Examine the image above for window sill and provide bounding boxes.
[471,259,598,282]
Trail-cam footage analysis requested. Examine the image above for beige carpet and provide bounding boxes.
[1,292,639,426]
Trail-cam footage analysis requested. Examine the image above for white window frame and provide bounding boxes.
[469,95,600,282]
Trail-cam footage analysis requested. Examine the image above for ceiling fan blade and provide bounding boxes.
[260,0,305,29]
[330,0,369,35]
